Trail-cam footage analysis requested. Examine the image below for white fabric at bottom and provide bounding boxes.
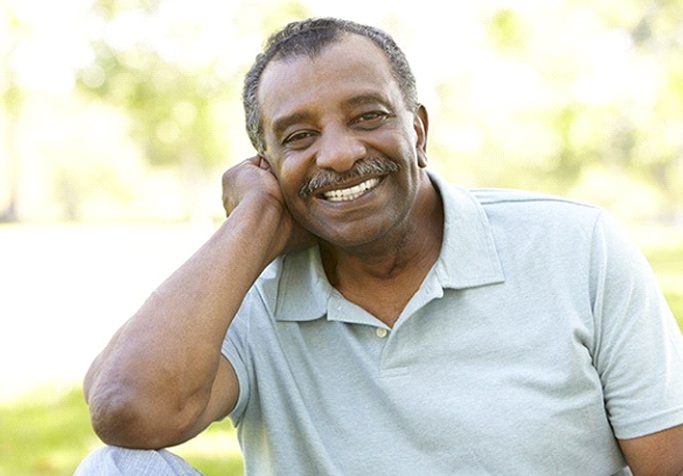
[73,446,202,476]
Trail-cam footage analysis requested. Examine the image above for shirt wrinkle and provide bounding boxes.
[223,171,683,475]
[269,173,506,324]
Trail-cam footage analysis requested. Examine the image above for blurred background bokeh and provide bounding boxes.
[1,0,681,474]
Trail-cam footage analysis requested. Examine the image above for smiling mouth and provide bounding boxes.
[322,177,381,202]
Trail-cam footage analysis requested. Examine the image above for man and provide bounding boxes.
[76,18,683,475]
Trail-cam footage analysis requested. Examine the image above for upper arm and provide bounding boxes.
[619,424,683,476]
[187,355,240,438]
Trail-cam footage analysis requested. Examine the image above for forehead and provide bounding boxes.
[258,34,402,128]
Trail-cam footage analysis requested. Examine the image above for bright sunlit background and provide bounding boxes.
[1,0,682,473]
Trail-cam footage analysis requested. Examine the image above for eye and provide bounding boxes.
[352,111,391,129]
[282,130,317,149]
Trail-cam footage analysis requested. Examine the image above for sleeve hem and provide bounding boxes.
[613,408,683,440]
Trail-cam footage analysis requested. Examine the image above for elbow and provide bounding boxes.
[87,382,197,450]
[88,383,158,449]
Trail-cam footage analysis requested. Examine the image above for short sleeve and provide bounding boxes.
[590,211,683,439]
[221,290,258,426]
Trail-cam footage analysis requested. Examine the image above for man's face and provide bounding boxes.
[258,34,428,250]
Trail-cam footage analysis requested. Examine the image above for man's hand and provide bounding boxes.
[222,156,317,257]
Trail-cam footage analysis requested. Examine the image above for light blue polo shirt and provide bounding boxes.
[222,173,683,475]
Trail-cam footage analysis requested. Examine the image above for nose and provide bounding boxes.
[315,126,366,172]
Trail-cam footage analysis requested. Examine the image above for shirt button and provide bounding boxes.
[376,328,388,338]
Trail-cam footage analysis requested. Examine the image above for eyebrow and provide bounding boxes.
[272,111,313,138]
[343,93,390,108]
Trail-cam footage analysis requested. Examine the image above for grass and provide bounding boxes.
[642,238,683,329]
[0,387,96,475]
[0,385,243,475]
[0,228,680,476]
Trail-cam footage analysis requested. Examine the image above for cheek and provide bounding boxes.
[377,126,418,159]
[277,168,313,217]
[270,152,306,187]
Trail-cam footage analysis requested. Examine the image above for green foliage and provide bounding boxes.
[3,0,683,222]
[486,9,528,52]
[668,294,683,329]
[76,0,312,172]
[77,1,229,169]
[644,239,683,329]
[432,0,683,221]
[0,2,26,222]
[233,0,311,36]
[0,388,98,475]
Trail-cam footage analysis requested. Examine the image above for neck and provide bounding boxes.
[320,178,444,325]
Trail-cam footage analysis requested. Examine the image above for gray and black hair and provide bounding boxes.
[242,17,419,153]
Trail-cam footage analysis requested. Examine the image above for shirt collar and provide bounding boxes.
[266,171,505,322]
[271,247,333,322]
[429,172,505,289]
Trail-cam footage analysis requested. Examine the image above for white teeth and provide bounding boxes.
[323,178,380,202]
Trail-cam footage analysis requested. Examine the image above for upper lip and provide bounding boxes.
[313,175,383,197]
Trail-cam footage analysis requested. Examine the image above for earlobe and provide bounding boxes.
[418,152,428,168]
[256,155,269,170]
[259,152,277,173]
[414,104,429,168]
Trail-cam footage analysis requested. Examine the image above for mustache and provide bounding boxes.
[298,157,401,198]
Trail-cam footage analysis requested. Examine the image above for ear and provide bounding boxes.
[259,147,278,174]
[413,104,429,168]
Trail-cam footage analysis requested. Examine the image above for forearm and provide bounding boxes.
[85,200,285,447]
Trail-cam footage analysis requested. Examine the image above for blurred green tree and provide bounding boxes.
[431,0,682,222]
[76,0,310,221]
[76,0,229,222]
[0,3,25,222]
[622,0,683,222]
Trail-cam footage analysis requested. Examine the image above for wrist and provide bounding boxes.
[225,195,292,265]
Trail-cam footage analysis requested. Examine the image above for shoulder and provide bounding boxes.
[431,172,601,221]
[466,187,604,235]
[460,187,649,281]
[470,187,599,214]
[430,172,609,255]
